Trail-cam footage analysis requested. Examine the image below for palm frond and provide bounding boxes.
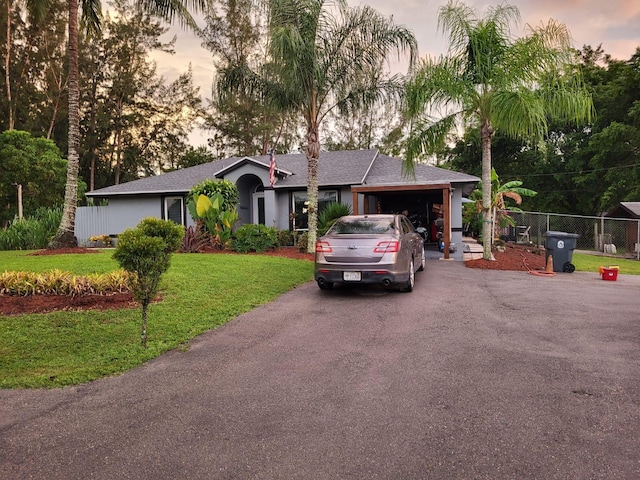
[404,113,458,174]
[137,0,205,31]
[491,89,547,141]
[80,0,103,36]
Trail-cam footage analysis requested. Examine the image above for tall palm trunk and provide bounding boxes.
[49,0,80,248]
[305,122,320,253]
[481,118,493,260]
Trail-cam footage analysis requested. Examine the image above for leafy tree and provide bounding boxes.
[3,0,46,130]
[166,145,217,171]
[112,217,184,348]
[405,0,593,259]
[265,0,417,252]
[581,48,640,211]
[0,130,72,226]
[323,104,403,153]
[79,0,202,190]
[201,0,300,157]
[1,1,69,137]
[50,0,205,249]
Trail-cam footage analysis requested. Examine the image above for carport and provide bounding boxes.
[352,183,453,259]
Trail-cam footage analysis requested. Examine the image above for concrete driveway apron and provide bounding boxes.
[2,261,640,479]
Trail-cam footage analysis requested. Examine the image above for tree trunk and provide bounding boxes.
[5,0,14,130]
[141,301,148,348]
[305,123,320,254]
[481,118,493,260]
[49,0,80,249]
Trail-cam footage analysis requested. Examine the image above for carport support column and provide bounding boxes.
[443,185,450,260]
[352,190,359,215]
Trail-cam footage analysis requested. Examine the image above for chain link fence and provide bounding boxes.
[498,211,640,260]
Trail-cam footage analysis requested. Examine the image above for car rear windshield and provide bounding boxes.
[328,218,395,234]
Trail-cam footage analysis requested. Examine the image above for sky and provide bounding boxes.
[150,0,640,147]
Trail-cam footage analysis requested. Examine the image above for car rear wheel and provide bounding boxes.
[417,248,425,272]
[401,259,415,292]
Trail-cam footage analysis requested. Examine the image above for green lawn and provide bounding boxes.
[0,250,314,389]
[2,249,636,389]
[572,252,640,275]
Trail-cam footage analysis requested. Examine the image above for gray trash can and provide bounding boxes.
[544,231,580,273]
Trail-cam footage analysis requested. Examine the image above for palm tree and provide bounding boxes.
[49,0,204,249]
[267,0,417,252]
[404,0,593,260]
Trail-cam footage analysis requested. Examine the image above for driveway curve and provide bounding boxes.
[2,261,640,479]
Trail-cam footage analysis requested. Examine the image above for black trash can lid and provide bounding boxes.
[544,230,580,238]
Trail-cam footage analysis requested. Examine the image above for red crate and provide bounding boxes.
[602,268,618,281]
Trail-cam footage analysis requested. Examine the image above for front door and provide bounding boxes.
[252,191,265,224]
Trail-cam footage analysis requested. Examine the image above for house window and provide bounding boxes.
[292,190,338,230]
[164,196,184,225]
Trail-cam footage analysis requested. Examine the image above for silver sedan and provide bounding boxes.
[314,214,425,292]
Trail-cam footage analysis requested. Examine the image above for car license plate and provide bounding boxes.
[343,271,361,281]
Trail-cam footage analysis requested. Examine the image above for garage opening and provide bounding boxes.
[351,183,452,259]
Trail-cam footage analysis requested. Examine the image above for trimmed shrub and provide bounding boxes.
[136,217,184,253]
[113,218,184,348]
[277,229,294,247]
[297,231,309,252]
[231,224,278,253]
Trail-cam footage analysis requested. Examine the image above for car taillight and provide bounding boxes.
[315,241,332,253]
[374,241,399,253]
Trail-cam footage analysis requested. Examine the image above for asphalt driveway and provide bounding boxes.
[2,261,640,479]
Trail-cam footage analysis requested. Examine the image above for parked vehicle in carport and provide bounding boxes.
[314,214,425,292]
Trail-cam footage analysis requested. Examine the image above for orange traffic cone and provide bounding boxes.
[545,255,554,273]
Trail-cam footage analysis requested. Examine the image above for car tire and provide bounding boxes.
[417,248,425,272]
[401,259,415,292]
[318,280,334,290]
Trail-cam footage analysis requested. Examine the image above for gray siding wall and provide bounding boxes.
[76,196,196,245]
[106,197,161,234]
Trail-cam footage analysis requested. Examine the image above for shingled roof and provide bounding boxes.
[87,149,479,197]
[606,202,640,219]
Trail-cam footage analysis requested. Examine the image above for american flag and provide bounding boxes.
[269,148,277,187]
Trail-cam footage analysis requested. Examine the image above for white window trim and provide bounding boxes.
[164,196,184,225]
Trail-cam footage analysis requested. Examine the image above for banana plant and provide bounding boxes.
[190,193,238,248]
[472,169,537,244]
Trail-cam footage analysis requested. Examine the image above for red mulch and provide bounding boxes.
[1,244,540,316]
[0,293,138,316]
[464,243,547,272]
